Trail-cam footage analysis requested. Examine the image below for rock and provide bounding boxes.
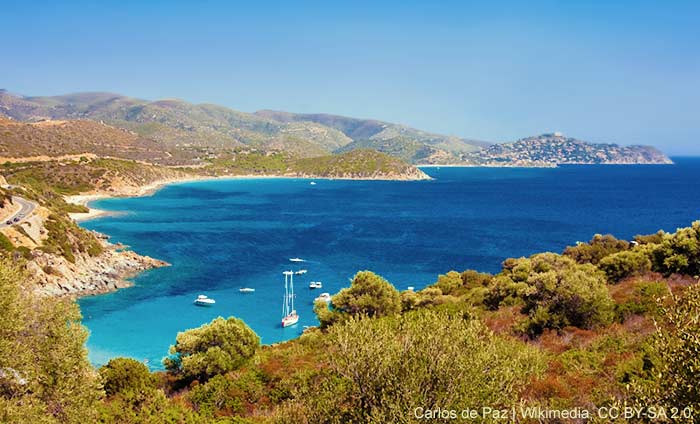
[27,240,169,298]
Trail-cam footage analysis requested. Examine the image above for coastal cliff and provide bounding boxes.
[27,238,167,297]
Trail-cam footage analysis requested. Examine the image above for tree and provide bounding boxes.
[329,271,401,319]
[598,250,652,283]
[0,260,101,424]
[163,316,260,381]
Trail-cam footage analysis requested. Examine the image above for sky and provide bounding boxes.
[3,0,699,154]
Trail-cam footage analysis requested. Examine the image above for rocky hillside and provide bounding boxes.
[0,116,195,165]
[463,133,673,166]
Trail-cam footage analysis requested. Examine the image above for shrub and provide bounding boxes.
[99,358,156,400]
[329,271,401,319]
[325,310,545,422]
[648,221,700,277]
[163,316,260,381]
[598,250,652,283]
[564,234,630,264]
[488,253,615,336]
[630,283,700,419]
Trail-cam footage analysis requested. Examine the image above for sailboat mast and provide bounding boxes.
[283,272,288,317]
[290,271,295,312]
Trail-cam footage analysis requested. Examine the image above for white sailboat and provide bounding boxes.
[281,270,299,327]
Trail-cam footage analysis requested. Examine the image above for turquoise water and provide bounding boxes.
[79,159,700,368]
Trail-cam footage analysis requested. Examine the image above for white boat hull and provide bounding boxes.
[281,313,299,327]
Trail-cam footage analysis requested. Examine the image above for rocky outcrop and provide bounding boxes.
[26,239,168,297]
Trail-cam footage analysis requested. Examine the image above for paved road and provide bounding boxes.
[0,196,37,228]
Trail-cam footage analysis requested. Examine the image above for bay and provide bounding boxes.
[78,158,700,368]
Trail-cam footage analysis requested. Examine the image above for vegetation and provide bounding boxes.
[3,212,700,422]
[0,260,101,423]
[630,284,700,422]
[315,270,401,328]
[164,317,260,381]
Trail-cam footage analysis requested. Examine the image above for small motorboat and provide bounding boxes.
[310,181,317,185]
[239,288,255,293]
[295,269,307,275]
[194,294,215,306]
[309,281,322,289]
[314,292,331,303]
[289,258,305,262]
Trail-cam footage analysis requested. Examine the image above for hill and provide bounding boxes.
[256,109,490,163]
[463,133,673,166]
[0,91,672,167]
[0,91,351,157]
[0,116,193,165]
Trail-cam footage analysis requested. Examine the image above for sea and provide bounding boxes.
[78,158,700,369]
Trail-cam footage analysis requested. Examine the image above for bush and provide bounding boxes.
[163,316,260,381]
[100,358,156,400]
[564,234,630,264]
[630,283,700,419]
[598,250,652,283]
[614,281,669,321]
[487,253,615,336]
[648,221,700,277]
[325,310,545,422]
[325,271,401,320]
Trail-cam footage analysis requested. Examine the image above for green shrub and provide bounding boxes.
[99,358,156,400]
[564,234,630,264]
[320,271,401,326]
[629,283,700,420]
[598,250,652,283]
[163,316,260,381]
[325,310,545,422]
[648,221,700,277]
[487,253,615,336]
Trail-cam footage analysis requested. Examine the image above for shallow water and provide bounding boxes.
[79,159,700,368]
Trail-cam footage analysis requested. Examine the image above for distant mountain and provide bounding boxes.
[0,91,672,167]
[255,110,490,163]
[462,133,673,166]
[0,91,352,157]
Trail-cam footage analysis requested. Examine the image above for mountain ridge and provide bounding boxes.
[0,91,672,166]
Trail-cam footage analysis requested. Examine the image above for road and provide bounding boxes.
[0,196,37,228]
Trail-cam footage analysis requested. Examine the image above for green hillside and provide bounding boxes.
[256,109,490,163]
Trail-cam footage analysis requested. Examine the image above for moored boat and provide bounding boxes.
[194,294,215,306]
[314,292,331,303]
[281,270,299,327]
[309,281,322,289]
[239,287,255,293]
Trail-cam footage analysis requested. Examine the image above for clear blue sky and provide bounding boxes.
[3,0,699,154]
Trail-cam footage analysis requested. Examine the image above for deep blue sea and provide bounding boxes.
[79,159,700,368]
